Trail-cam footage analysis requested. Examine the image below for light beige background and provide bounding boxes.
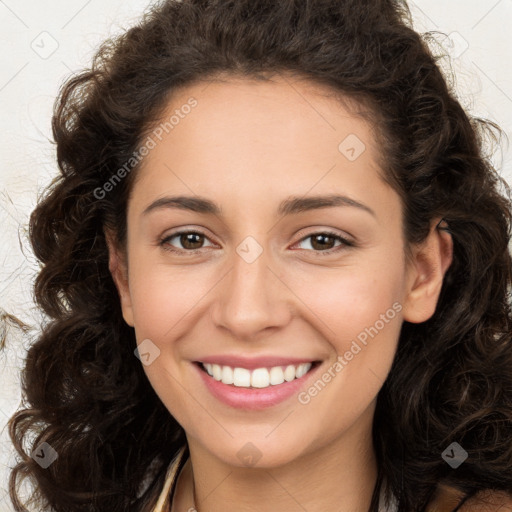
[1,1,511,509]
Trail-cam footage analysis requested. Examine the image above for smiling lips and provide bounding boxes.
[195,357,321,409]
[200,362,313,388]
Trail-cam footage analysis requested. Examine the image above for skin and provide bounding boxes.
[106,73,454,512]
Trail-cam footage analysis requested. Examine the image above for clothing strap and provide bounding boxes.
[152,445,189,512]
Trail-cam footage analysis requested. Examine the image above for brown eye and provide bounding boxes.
[309,233,337,251]
[178,232,205,250]
[294,231,354,255]
[160,231,215,253]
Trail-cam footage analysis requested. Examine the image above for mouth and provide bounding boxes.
[195,360,322,389]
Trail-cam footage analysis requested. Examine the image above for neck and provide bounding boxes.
[172,406,379,512]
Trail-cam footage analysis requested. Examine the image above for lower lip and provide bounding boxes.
[194,363,320,410]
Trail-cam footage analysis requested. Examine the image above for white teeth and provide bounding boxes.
[296,363,309,378]
[201,362,313,388]
[269,366,285,385]
[251,368,270,388]
[284,365,296,382]
[221,365,234,385]
[233,367,251,387]
[212,364,222,381]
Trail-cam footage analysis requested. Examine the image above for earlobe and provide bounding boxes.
[104,228,135,327]
[402,218,453,324]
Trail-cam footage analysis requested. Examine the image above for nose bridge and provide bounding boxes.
[212,234,290,339]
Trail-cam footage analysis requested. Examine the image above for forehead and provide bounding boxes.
[142,73,379,157]
[128,74,395,220]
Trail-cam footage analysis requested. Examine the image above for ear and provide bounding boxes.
[104,228,135,327]
[402,218,453,323]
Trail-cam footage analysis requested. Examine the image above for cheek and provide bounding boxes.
[295,254,406,345]
[128,255,214,337]
[293,267,405,437]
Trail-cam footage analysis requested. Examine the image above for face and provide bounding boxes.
[107,74,452,469]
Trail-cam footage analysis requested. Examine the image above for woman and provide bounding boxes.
[7,0,512,511]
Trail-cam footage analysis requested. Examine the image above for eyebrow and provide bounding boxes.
[142,194,376,218]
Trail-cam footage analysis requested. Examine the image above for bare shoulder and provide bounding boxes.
[428,486,512,512]
[459,490,512,511]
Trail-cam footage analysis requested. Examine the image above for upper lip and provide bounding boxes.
[196,355,319,370]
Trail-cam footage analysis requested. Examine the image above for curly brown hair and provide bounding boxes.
[6,0,512,511]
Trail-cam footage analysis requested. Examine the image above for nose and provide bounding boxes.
[211,240,293,341]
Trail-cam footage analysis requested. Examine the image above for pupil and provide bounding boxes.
[313,234,333,250]
[183,233,202,249]
[179,233,335,251]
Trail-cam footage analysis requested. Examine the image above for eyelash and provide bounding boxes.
[159,229,355,256]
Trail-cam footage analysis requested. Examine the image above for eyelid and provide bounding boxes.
[292,226,355,245]
[160,228,217,252]
[290,229,355,255]
[159,227,355,256]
